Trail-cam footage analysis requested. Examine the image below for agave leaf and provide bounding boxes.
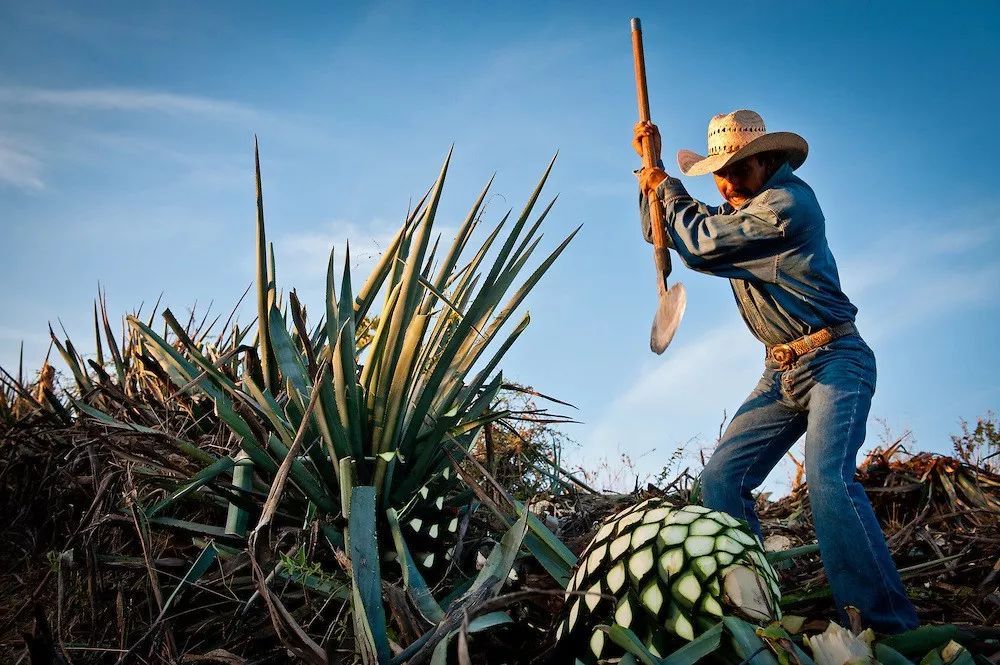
[513,499,575,586]
[158,541,219,618]
[268,306,309,398]
[386,507,445,623]
[254,137,278,392]
[339,457,359,519]
[467,508,528,599]
[148,516,245,546]
[49,326,92,393]
[373,312,431,493]
[600,624,663,665]
[504,195,557,275]
[661,622,724,665]
[335,247,364,458]
[360,282,403,414]
[466,611,513,633]
[765,543,819,565]
[459,313,530,399]
[403,222,576,452]
[449,233,543,368]
[243,375,339,494]
[314,368,351,476]
[240,377,296,446]
[411,214,503,393]
[430,631,456,665]
[98,287,127,383]
[445,215,506,305]
[882,626,966,658]
[372,152,450,460]
[147,455,237,518]
[161,309,243,395]
[347,486,391,664]
[92,301,105,369]
[420,223,573,427]
[471,224,581,357]
[288,290,317,374]
[723,617,780,665]
[262,432,336,514]
[875,645,915,665]
[226,452,253,536]
[255,369,331,531]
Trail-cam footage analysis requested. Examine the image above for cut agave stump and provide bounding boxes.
[556,500,781,663]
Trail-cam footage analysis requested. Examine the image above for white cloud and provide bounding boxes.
[0,86,257,122]
[841,220,999,341]
[275,220,400,283]
[582,322,761,473]
[0,137,44,191]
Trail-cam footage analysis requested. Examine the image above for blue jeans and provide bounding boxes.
[700,334,918,633]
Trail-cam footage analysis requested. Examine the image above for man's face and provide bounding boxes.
[713,156,769,208]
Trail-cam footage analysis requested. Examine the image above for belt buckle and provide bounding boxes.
[770,343,796,369]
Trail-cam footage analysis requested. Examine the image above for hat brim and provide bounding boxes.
[677,132,808,176]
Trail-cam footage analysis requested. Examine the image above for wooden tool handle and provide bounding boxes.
[631,18,672,277]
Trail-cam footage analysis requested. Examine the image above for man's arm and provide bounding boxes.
[642,177,791,282]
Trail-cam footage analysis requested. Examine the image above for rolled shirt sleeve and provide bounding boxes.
[639,176,788,283]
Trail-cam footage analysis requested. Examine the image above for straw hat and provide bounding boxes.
[677,109,808,176]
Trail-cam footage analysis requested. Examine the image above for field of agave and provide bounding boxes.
[1,146,998,664]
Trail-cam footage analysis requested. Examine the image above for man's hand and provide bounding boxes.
[633,121,662,160]
[636,166,668,200]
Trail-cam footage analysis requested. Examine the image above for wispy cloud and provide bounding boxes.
[0,136,44,191]
[840,218,999,340]
[840,221,995,298]
[275,220,400,283]
[0,86,257,122]
[0,86,262,192]
[582,322,760,470]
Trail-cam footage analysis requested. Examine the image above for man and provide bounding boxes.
[633,110,918,633]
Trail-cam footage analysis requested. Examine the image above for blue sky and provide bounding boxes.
[2,1,998,490]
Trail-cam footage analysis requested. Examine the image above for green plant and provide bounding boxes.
[557,499,781,662]
[951,411,1000,471]
[65,144,578,661]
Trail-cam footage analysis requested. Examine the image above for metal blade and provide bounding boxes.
[650,280,686,354]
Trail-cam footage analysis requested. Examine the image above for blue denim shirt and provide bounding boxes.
[639,163,857,346]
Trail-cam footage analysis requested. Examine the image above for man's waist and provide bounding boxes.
[766,322,858,368]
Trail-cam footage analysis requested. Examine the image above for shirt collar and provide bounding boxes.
[763,162,793,190]
[731,162,792,211]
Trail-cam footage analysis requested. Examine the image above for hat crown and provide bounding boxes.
[706,109,767,157]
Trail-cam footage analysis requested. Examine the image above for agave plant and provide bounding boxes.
[557,499,782,663]
[53,142,579,660]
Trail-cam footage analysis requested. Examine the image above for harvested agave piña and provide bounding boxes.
[556,499,781,662]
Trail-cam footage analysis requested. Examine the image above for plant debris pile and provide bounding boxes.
[3,399,1000,663]
[758,445,1000,628]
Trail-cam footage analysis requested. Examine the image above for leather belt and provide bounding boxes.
[767,322,858,369]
